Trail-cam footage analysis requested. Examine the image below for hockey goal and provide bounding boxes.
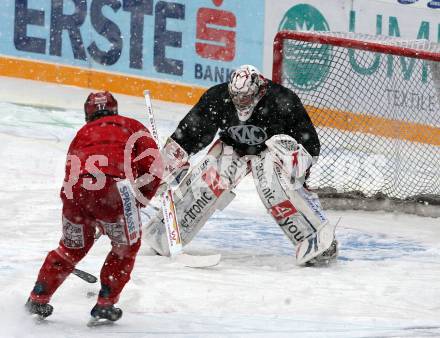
[273,31,440,216]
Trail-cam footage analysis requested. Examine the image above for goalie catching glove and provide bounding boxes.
[265,134,314,188]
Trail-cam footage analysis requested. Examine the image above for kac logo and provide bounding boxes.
[227,125,267,145]
[278,4,332,91]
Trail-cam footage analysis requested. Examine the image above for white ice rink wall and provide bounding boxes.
[0,1,438,107]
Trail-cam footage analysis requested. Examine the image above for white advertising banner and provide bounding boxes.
[263,0,440,76]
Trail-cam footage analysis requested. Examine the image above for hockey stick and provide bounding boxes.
[71,230,103,283]
[72,268,98,283]
[143,90,221,268]
[144,90,183,257]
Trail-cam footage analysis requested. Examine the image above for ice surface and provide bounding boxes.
[0,79,439,337]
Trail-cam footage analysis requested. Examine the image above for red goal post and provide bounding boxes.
[272,31,440,216]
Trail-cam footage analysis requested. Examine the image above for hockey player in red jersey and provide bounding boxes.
[26,91,163,322]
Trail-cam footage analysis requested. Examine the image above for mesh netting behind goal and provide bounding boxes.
[273,31,440,210]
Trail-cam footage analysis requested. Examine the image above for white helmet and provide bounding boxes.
[228,65,266,121]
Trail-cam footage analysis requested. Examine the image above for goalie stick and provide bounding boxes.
[143,90,221,268]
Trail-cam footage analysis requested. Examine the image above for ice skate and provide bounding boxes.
[25,298,53,319]
[87,304,123,326]
[305,239,339,267]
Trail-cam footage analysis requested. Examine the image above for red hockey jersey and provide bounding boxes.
[64,114,162,200]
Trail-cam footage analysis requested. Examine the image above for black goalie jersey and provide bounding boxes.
[171,80,320,157]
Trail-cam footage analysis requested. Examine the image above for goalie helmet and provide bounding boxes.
[228,65,267,122]
[84,91,118,122]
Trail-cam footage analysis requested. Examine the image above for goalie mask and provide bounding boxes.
[228,65,267,122]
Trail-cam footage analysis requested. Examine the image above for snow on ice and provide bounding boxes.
[0,78,439,337]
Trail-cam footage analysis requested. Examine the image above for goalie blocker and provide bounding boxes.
[144,135,337,265]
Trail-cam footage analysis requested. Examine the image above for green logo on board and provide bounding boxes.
[278,4,331,91]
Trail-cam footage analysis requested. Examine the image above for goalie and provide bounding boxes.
[145,65,338,265]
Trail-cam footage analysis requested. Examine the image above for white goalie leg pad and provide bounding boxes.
[251,151,317,245]
[295,220,336,266]
[143,140,248,256]
[251,150,335,264]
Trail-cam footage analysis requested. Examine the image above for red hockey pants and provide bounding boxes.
[30,177,142,306]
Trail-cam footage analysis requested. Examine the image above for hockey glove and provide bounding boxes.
[155,137,190,196]
[265,134,313,187]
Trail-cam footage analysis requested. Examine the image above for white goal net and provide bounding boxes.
[273,31,440,215]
